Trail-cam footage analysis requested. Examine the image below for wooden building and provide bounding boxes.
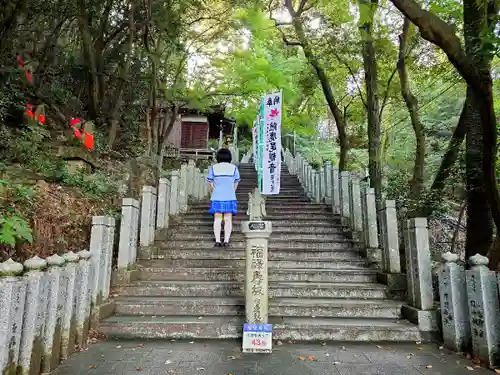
[165,105,235,160]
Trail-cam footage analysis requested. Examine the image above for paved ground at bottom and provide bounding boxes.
[50,340,494,375]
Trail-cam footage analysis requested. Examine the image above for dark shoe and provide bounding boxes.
[223,242,230,247]
[214,242,222,247]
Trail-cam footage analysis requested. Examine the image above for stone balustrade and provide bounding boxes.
[285,149,500,368]
[0,160,209,374]
[0,251,93,375]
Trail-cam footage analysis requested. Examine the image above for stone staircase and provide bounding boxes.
[99,164,423,341]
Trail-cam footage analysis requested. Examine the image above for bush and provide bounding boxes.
[0,179,35,255]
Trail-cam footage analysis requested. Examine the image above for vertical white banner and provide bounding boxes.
[262,91,282,195]
[252,121,257,170]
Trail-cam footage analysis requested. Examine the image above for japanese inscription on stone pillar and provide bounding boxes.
[248,244,266,323]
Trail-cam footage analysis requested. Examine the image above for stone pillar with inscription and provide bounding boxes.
[466,254,500,367]
[439,252,471,353]
[242,188,272,324]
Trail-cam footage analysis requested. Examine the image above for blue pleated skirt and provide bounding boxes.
[209,200,238,215]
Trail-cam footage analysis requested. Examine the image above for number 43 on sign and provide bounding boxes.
[242,323,273,353]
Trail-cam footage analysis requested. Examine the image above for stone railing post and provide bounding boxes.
[301,157,306,185]
[139,186,156,247]
[187,160,196,198]
[339,171,350,225]
[203,169,209,198]
[301,157,307,187]
[362,188,381,266]
[439,252,471,353]
[89,216,106,305]
[466,254,500,367]
[194,168,202,201]
[348,176,363,238]
[42,254,66,372]
[332,167,340,214]
[90,216,115,303]
[19,256,47,375]
[297,154,303,183]
[304,164,310,195]
[324,161,332,204]
[169,170,180,215]
[401,218,438,332]
[289,152,297,175]
[378,200,401,273]
[0,259,26,375]
[75,250,92,349]
[314,170,321,204]
[377,199,405,291]
[157,178,171,229]
[102,217,115,300]
[60,251,80,360]
[318,166,325,202]
[180,163,188,212]
[118,198,140,270]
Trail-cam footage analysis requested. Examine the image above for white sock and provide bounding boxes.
[213,216,222,242]
[223,213,232,243]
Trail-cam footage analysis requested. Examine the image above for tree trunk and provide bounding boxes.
[464,88,493,258]
[359,0,383,209]
[0,0,27,48]
[397,18,425,201]
[108,0,135,147]
[463,0,495,258]
[76,0,100,120]
[284,2,349,171]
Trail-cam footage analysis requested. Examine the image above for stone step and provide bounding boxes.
[238,197,312,202]
[152,248,362,261]
[237,186,302,190]
[181,213,336,220]
[138,267,378,283]
[172,226,346,234]
[178,218,344,227]
[186,207,330,215]
[98,315,422,341]
[237,192,305,197]
[189,202,322,209]
[157,239,357,250]
[113,296,403,318]
[139,258,369,269]
[168,232,348,242]
[113,281,388,299]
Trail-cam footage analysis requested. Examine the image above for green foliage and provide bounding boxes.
[0,180,34,248]
[61,170,118,199]
[209,8,326,134]
[0,215,33,247]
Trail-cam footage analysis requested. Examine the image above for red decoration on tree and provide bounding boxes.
[70,118,94,150]
[17,56,95,150]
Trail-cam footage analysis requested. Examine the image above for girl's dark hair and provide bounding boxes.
[216,148,232,163]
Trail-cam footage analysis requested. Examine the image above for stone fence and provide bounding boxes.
[0,160,208,375]
[284,149,500,368]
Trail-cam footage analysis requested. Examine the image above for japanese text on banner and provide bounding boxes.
[253,121,257,171]
[262,91,282,195]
